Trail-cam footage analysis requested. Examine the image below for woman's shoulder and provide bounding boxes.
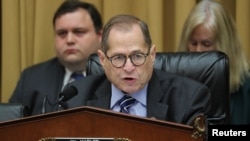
[242,75,250,86]
[233,75,250,95]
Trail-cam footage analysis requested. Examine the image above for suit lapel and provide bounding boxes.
[46,59,65,111]
[147,71,168,120]
[87,79,111,110]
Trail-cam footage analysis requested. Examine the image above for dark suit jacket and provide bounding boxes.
[68,69,211,125]
[231,76,250,124]
[9,57,65,115]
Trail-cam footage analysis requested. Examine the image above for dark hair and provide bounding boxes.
[101,14,152,53]
[53,0,103,33]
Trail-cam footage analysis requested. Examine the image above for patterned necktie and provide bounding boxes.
[119,95,136,113]
[71,73,84,81]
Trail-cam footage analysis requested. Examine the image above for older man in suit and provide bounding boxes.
[68,14,211,125]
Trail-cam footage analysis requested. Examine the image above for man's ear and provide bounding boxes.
[150,45,156,63]
[97,29,103,41]
[97,49,106,67]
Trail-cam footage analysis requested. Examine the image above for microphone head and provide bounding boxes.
[59,86,78,102]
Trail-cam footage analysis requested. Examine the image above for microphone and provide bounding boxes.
[42,95,47,114]
[58,85,78,109]
[30,91,39,114]
[58,85,78,102]
[41,85,78,114]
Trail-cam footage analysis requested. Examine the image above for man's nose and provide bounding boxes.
[66,32,75,43]
[123,58,135,71]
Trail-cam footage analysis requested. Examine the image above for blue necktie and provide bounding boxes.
[119,95,136,113]
[71,73,84,81]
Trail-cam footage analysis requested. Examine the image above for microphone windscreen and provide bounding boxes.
[59,86,78,102]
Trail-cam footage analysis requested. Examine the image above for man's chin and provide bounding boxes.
[122,87,138,94]
[64,56,82,62]
[63,58,83,65]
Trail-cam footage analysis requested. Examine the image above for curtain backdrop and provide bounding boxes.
[1,0,250,102]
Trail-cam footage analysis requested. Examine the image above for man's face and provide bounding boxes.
[54,8,102,70]
[98,24,156,94]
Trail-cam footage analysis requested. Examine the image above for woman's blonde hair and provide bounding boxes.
[178,0,250,93]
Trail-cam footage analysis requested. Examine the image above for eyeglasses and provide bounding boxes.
[106,51,150,68]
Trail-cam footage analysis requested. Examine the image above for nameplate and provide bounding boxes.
[38,137,131,141]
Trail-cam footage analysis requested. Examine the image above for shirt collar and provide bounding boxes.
[110,83,148,108]
[62,67,86,90]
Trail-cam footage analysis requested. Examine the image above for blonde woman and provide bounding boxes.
[178,0,250,124]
